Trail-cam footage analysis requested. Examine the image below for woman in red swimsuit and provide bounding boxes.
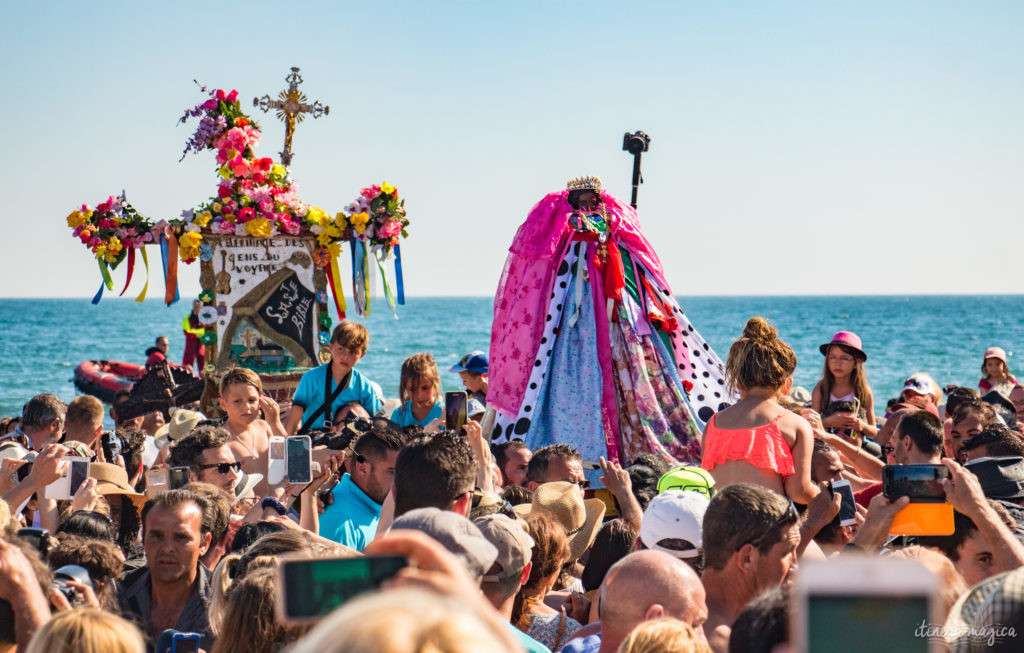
[701,317,818,504]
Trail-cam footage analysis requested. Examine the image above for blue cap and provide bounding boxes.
[450,351,488,374]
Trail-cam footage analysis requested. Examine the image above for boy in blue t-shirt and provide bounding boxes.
[284,321,382,433]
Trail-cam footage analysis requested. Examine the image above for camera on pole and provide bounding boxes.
[622,131,650,209]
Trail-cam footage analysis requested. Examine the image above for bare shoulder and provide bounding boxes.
[707,623,731,653]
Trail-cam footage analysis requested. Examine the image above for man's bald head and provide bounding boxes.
[599,550,707,646]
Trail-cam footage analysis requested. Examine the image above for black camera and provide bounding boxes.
[50,565,93,607]
[622,131,651,155]
[101,431,125,462]
[306,416,372,451]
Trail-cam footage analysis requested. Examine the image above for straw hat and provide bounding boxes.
[89,462,147,512]
[153,408,205,449]
[514,481,605,563]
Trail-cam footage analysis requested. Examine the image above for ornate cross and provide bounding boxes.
[253,67,329,166]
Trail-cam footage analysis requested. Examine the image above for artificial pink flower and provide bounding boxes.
[215,89,226,101]
[360,185,381,199]
[218,184,233,199]
[226,89,238,103]
[203,99,218,111]
[215,220,235,234]
[230,155,249,178]
[252,172,265,184]
[238,207,255,222]
[280,216,301,235]
[378,219,402,240]
[255,157,273,173]
[260,200,274,214]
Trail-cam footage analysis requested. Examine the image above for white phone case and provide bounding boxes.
[268,436,286,485]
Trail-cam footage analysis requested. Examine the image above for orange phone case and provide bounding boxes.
[888,502,955,536]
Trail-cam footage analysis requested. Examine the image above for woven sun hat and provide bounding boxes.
[89,462,147,512]
[153,408,205,449]
[513,481,605,563]
[819,331,867,361]
[945,565,1024,651]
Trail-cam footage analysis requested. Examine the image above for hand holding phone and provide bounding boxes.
[286,436,312,485]
[444,392,468,432]
[829,479,858,527]
[44,458,90,500]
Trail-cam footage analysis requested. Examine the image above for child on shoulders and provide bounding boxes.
[700,317,818,504]
[218,367,283,496]
[811,331,878,442]
[391,352,443,430]
[979,346,1017,397]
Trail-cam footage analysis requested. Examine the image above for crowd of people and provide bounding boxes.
[2,318,1024,652]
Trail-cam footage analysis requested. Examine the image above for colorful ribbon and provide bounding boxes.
[327,246,347,320]
[350,236,364,316]
[393,243,406,305]
[375,254,398,317]
[118,248,135,297]
[91,258,114,305]
[161,233,180,306]
[135,247,150,303]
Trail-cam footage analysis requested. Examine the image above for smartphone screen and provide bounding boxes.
[68,460,90,496]
[168,467,191,490]
[279,555,408,622]
[807,595,930,652]
[146,468,169,498]
[831,480,857,526]
[445,392,468,431]
[170,633,201,653]
[286,436,312,484]
[883,464,950,503]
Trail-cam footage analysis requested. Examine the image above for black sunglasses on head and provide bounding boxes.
[197,461,242,475]
[743,499,799,549]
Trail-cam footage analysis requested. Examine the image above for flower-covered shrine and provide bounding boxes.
[64,71,408,411]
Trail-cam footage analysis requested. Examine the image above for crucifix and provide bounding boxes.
[253,67,329,166]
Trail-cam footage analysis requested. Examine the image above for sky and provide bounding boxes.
[2,1,1022,299]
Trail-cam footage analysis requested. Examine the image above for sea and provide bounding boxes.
[1,296,1021,423]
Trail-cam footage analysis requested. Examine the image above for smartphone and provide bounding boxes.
[793,557,941,653]
[168,466,191,490]
[44,457,90,500]
[170,632,202,653]
[830,479,857,527]
[445,391,468,432]
[585,487,619,518]
[882,464,951,503]
[146,468,170,498]
[277,555,408,623]
[286,436,312,485]
[267,436,286,485]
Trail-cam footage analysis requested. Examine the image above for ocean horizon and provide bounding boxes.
[2,295,1021,422]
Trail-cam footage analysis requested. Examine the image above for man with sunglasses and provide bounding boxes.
[167,426,241,493]
[700,484,801,653]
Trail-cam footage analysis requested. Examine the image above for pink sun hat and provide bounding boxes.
[819,331,867,361]
[983,346,1008,365]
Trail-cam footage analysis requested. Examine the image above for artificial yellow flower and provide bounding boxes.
[271,163,287,177]
[94,244,106,258]
[193,211,213,227]
[306,206,328,226]
[327,242,342,259]
[218,166,232,179]
[244,218,272,238]
[316,223,341,246]
[178,231,203,261]
[212,203,222,214]
[107,236,123,253]
[104,250,120,264]
[381,181,396,195]
[334,212,348,229]
[350,212,370,233]
[66,210,87,228]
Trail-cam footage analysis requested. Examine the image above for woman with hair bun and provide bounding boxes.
[700,318,818,503]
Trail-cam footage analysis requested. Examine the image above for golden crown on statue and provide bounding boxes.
[566,176,602,192]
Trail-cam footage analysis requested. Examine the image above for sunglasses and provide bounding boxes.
[743,499,799,549]
[882,445,895,457]
[197,461,242,475]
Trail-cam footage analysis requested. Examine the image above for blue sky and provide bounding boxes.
[3,1,1022,298]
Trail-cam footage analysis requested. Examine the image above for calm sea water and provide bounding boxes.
[1,296,1021,421]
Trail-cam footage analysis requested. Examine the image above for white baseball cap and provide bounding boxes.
[640,489,709,559]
